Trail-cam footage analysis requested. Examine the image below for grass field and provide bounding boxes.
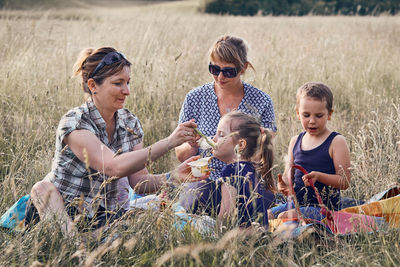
[0,0,399,266]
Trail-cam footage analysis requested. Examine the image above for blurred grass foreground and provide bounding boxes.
[0,0,399,266]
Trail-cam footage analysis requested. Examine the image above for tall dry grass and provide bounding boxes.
[0,0,399,266]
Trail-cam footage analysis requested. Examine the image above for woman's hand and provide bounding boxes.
[302,171,320,187]
[277,174,290,196]
[188,136,200,149]
[167,120,199,149]
[171,155,209,183]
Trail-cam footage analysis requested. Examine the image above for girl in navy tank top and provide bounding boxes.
[212,111,275,228]
[270,82,351,221]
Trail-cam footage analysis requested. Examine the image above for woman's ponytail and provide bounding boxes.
[72,47,95,95]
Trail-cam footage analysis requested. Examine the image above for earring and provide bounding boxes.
[93,91,97,95]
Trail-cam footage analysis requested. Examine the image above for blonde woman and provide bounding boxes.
[176,35,277,214]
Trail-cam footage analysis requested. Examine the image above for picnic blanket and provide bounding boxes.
[269,165,399,237]
[269,194,400,238]
[0,195,30,231]
[341,195,400,228]
[2,186,398,236]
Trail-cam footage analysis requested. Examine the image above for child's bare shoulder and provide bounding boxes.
[290,135,299,143]
[331,134,349,149]
[286,135,299,153]
[288,135,299,147]
[332,134,347,143]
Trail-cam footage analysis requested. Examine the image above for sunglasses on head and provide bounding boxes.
[90,51,127,78]
[208,63,239,78]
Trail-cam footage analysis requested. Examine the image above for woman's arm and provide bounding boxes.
[302,135,351,189]
[129,154,207,194]
[175,93,199,162]
[175,142,199,162]
[128,168,159,194]
[174,120,201,162]
[64,120,197,178]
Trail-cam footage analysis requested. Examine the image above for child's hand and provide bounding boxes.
[302,171,320,187]
[277,174,290,196]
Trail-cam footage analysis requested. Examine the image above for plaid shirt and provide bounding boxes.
[48,99,143,217]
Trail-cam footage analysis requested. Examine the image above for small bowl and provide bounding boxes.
[188,157,212,177]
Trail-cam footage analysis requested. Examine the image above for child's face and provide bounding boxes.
[212,117,238,163]
[296,96,332,137]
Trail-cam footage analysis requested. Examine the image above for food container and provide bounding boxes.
[197,136,216,150]
[188,156,212,177]
[194,128,216,150]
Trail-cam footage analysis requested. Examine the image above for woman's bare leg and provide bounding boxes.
[30,181,76,236]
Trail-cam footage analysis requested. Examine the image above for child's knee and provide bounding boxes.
[277,209,297,219]
[277,211,288,219]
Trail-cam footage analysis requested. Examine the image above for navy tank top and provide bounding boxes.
[293,131,340,210]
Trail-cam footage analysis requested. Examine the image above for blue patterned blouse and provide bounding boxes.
[178,81,276,180]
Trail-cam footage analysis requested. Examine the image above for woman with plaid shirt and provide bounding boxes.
[28,47,208,235]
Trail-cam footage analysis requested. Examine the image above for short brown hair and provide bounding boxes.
[209,35,254,72]
[296,82,333,112]
[72,47,131,95]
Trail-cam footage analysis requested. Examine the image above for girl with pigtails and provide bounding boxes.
[212,111,275,228]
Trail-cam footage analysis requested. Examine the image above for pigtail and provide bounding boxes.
[256,130,276,192]
[226,111,276,192]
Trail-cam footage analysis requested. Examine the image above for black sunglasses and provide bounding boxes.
[208,63,239,78]
[90,51,127,78]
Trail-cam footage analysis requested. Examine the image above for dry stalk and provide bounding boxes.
[84,237,122,267]
[155,228,250,266]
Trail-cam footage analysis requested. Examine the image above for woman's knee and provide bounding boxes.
[31,181,58,204]
[31,180,54,195]
[31,180,67,217]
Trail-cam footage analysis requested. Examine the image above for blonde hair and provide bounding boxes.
[209,35,254,72]
[72,47,131,95]
[296,82,334,112]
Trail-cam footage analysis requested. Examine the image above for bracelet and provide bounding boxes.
[165,172,171,181]
[164,172,176,189]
